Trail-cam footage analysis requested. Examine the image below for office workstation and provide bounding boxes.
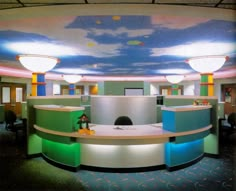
[0,2,235,190]
[27,95,218,172]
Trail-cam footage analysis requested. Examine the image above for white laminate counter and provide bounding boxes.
[161,105,212,112]
[34,123,212,169]
[34,123,211,145]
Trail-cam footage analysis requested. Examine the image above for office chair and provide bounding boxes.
[114,116,133,125]
[5,110,26,142]
[220,112,236,140]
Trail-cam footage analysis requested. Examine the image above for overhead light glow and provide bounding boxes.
[173,42,234,57]
[63,74,82,84]
[54,68,102,74]
[6,42,77,56]
[166,75,184,84]
[156,69,190,74]
[17,54,59,73]
[153,42,235,57]
[186,55,228,73]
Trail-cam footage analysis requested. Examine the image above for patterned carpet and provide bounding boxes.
[0,124,235,191]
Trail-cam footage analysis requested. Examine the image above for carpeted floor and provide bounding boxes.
[0,123,235,191]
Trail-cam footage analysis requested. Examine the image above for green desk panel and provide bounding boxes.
[36,109,83,132]
[42,139,80,168]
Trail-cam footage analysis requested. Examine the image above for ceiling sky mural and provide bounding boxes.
[0,7,235,79]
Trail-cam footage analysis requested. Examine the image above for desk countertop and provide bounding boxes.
[34,123,211,140]
[34,105,85,112]
[161,105,212,112]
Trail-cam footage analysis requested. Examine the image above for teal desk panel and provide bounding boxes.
[174,130,210,143]
[162,109,210,132]
[165,139,203,167]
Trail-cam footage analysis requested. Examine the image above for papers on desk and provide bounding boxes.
[114,126,136,130]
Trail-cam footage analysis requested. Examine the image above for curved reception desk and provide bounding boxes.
[33,104,212,172]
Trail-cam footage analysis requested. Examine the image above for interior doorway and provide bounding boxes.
[60,85,84,95]
[221,83,236,115]
[89,85,98,95]
[159,85,183,95]
[0,82,27,117]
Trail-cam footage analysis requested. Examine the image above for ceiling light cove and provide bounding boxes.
[53,68,103,75]
[5,42,77,57]
[152,42,235,57]
[156,69,191,75]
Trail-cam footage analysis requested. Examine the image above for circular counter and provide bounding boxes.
[33,103,213,172]
[34,123,211,170]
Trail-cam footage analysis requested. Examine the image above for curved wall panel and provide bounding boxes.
[81,144,164,168]
[91,96,156,125]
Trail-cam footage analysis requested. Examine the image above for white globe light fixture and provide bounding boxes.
[63,75,82,84]
[166,75,185,95]
[186,55,228,96]
[17,54,59,96]
[166,75,184,84]
[63,75,82,95]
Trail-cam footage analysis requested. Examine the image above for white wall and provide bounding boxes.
[1,76,236,100]
[1,76,31,95]
[1,76,97,96]
[150,81,200,96]
[150,77,236,101]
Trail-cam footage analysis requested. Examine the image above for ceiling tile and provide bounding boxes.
[88,0,153,3]
[0,0,19,2]
[21,0,85,3]
[0,4,22,10]
[0,0,235,10]
[156,0,219,3]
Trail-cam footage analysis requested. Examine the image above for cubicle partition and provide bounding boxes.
[91,95,157,125]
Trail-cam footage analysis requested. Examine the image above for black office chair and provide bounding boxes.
[220,112,236,140]
[5,110,26,142]
[114,116,133,125]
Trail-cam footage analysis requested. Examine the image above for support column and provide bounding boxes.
[200,73,214,96]
[69,84,76,95]
[171,84,179,95]
[32,73,46,96]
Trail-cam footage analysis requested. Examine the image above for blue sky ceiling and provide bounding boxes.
[0,12,235,77]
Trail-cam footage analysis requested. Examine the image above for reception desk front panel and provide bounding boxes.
[32,101,213,172]
[165,139,203,168]
[42,139,80,168]
[162,105,212,169]
[34,123,211,171]
[34,105,85,132]
[34,105,84,168]
[162,105,212,132]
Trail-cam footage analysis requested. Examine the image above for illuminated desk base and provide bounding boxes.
[34,124,211,171]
